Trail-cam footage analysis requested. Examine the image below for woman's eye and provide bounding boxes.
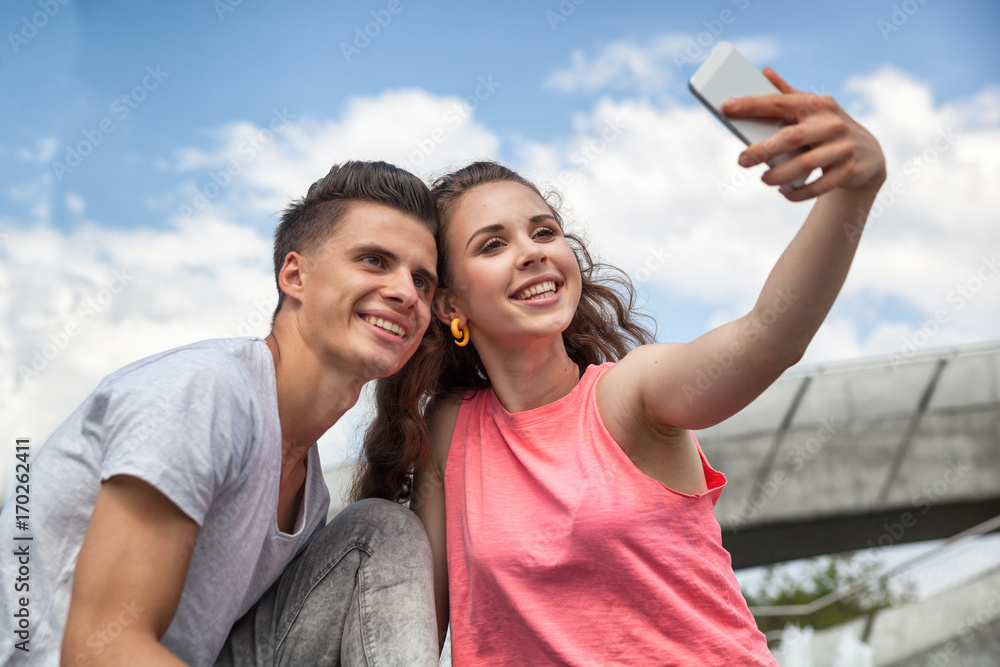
[480,237,505,253]
[533,227,556,239]
[413,276,427,291]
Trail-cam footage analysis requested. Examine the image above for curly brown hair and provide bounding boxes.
[351,161,657,503]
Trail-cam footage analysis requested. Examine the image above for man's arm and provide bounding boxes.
[61,475,199,666]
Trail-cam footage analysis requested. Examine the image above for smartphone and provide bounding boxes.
[689,41,807,188]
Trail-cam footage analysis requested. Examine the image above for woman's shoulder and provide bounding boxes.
[428,392,465,425]
[425,392,466,472]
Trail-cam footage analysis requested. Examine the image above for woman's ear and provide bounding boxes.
[432,289,465,327]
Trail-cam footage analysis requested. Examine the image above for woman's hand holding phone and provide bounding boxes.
[722,68,886,202]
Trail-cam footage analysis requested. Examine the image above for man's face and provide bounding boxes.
[295,202,437,381]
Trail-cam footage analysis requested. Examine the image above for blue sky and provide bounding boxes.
[4,0,997,234]
[2,0,999,476]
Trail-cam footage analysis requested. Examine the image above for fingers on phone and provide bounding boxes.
[735,92,839,122]
[746,114,850,169]
[781,161,853,201]
[762,67,794,94]
[723,92,789,117]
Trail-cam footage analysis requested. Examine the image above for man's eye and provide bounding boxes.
[362,255,383,267]
[414,276,427,291]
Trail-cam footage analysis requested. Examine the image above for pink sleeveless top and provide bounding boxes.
[444,363,775,666]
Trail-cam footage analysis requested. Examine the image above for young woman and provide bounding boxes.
[354,70,886,665]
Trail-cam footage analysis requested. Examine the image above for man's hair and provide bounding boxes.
[271,160,437,323]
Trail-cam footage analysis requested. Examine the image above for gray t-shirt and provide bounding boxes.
[0,338,330,666]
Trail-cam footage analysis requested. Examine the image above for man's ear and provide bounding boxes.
[432,288,465,327]
[277,252,306,305]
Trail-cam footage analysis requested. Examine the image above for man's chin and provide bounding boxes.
[360,349,417,381]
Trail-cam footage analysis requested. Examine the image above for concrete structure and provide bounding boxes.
[317,341,1000,665]
[323,342,1000,569]
[695,341,1000,569]
[803,563,1000,666]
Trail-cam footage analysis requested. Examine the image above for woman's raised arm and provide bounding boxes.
[604,69,886,433]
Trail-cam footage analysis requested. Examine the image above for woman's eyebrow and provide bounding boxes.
[465,223,505,251]
[464,214,557,252]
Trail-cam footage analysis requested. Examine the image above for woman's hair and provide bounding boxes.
[351,161,657,503]
[271,160,437,323]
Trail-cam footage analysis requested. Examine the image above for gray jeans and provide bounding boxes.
[214,498,439,666]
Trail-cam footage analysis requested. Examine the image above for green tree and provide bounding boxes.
[742,552,916,637]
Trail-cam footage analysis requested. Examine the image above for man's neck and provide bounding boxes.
[265,328,364,469]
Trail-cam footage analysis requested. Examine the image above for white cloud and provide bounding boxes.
[728,38,780,67]
[1,213,275,472]
[16,137,58,164]
[1,88,503,497]
[519,68,1000,366]
[6,174,52,225]
[65,192,86,216]
[4,69,998,496]
[170,88,501,223]
[544,34,690,94]
[543,33,781,95]
[0,206,380,498]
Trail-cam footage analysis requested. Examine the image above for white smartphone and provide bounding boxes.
[689,41,807,188]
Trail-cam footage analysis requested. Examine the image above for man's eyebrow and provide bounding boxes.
[416,266,438,288]
[352,243,397,262]
[352,243,437,287]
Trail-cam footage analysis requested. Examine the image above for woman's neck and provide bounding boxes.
[475,334,580,414]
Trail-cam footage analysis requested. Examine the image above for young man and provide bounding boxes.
[0,162,441,666]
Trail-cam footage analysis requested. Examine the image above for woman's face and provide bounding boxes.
[438,181,582,347]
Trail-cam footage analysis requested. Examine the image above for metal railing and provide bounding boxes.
[749,513,1000,618]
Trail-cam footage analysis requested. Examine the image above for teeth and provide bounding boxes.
[515,281,557,301]
[364,316,405,337]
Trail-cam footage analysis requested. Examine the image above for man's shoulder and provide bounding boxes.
[103,337,269,394]
[84,337,277,449]
[89,339,277,515]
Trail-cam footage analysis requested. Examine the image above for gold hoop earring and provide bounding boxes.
[450,318,470,347]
